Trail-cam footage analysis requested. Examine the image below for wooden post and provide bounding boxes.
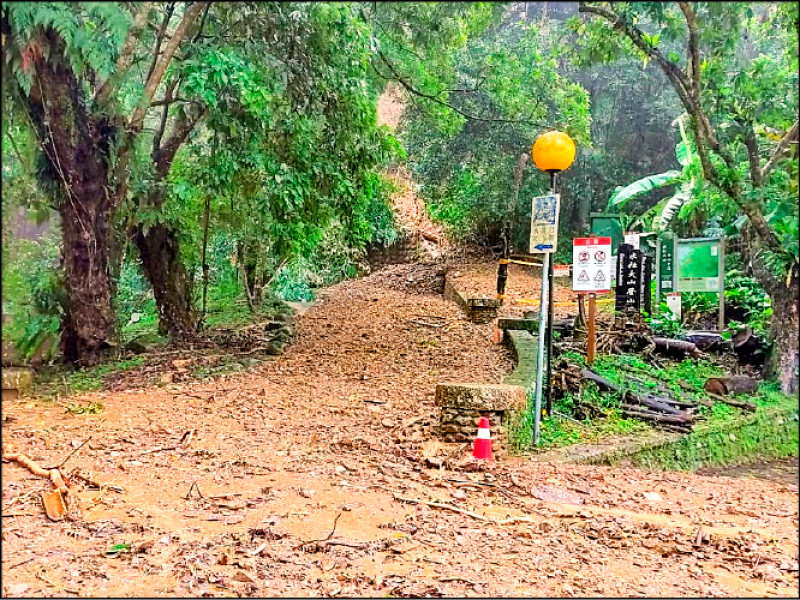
[587,293,597,365]
[496,260,508,303]
[577,294,586,329]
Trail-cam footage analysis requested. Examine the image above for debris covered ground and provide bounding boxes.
[444,257,616,320]
[2,263,798,598]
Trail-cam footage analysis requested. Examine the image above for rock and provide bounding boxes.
[232,571,255,583]
[642,492,662,502]
[381,419,394,428]
[265,342,286,356]
[298,488,316,499]
[1,368,33,394]
[160,372,174,384]
[272,328,292,343]
[124,339,148,355]
[7,583,28,595]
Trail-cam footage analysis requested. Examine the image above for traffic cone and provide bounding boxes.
[472,416,493,461]
[492,325,503,344]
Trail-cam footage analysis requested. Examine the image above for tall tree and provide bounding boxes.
[2,2,206,363]
[576,2,799,393]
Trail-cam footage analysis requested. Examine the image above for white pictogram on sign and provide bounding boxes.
[578,270,590,282]
[594,250,606,262]
[578,251,590,263]
[594,270,605,282]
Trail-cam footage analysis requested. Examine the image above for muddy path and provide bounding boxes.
[2,263,798,597]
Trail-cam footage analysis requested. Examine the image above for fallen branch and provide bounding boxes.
[49,435,93,470]
[703,376,758,396]
[392,495,490,522]
[2,442,69,494]
[705,392,757,412]
[295,511,343,549]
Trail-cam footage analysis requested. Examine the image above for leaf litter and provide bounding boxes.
[1,262,798,597]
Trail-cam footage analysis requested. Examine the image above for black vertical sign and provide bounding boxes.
[615,243,650,315]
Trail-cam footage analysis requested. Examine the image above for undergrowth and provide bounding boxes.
[508,350,797,466]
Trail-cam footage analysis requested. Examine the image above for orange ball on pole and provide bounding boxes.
[532,130,576,173]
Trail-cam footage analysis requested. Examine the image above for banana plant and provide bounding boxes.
[607,113,698,232]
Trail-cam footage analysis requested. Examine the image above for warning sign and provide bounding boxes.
[553,264,570,277]
[573,237,612,293]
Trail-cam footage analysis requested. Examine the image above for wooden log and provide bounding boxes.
[624,393,686,416]
[581,369,694,418]
[652,337,703,357]
[705,392,757,412]
[703,376,758,396]
[623,376,698,408]
[580,369,619,393]
[620,408,694,425]
[685,330,728,351]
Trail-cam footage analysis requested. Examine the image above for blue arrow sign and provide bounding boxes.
[534,244,554,251]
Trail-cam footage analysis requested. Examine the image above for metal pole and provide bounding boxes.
[533,252,550,446]
[718,237,725,330]
[545,171,556,418]
[587,293,597,365]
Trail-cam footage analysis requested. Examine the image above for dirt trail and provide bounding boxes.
[2,263,798,598]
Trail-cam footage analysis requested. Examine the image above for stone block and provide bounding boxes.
[435,383,527,412]
[2,368,33,395]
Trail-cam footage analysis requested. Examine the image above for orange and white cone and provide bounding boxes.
[492,325,503,344]
[472,416,493,461]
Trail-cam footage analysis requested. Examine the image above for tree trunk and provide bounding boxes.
[59,169,116,365]
[132,221,196,340]
[14,28,118,365]
[767,265,799,395]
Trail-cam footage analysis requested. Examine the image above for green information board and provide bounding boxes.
[589,213,623,255]
[655,235,725,329]
[675,237,723,292]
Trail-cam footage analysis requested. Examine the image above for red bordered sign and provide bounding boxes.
[573,237,612,294]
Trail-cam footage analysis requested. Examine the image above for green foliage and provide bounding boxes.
[647,308,684,337]
[1,233,63,362]
[403,14,591,247]
[608,171,682,208]
[724,270,772,336]
[576,2,799,281]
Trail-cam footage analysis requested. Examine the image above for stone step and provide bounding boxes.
[503,330,539,389]
[435,382,527,412]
